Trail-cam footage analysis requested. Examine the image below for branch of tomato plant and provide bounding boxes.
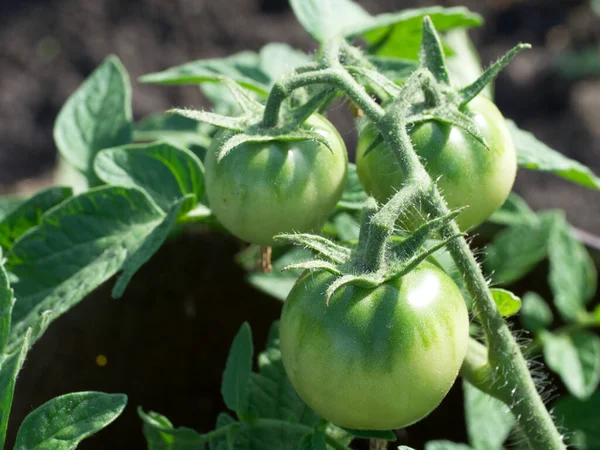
[258,26,565,450]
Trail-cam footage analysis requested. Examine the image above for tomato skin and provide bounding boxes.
[280,261,469,430]
[204,114,348,245]
[356,95,517,231]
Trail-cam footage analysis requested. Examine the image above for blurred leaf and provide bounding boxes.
[94,142,204,214]
[5,187,168,353]
[548,221,597,322]
[520,292,553,334]
[485,211,560,285]
[0,187,72,251]
[490,288,521,317]
[353,7,482,59]
[367,56,418,83]
[297,431,327,450]
[488,193,537,227]
[542,330,600,399]
[139,408,208,450]
[425,442,471,450]
[444,28,492,97]
[464,380,515,449]
[0,195,24,221]
[246,248,309,301]
[341,428,395,441]
[222,323,253,417]
[54,56,132,185]
[0,331,30,448]
[331,213,361,242]
[336,163,369,212]
[507,120,600,190]
[554,390,600,449]
[259,43,311,82]
[290,0,372,42]
[250,322,319,424]
[556,47,600,80]
[134,113,211,158]
[0,262,13,353]
[140,51,270,94]
[14,392,127,450]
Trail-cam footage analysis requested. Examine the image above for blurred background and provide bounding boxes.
[1,1,599,449]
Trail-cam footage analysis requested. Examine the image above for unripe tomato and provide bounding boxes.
[280,261,469,430]
[356,95,517,231]
[205,114,348,245]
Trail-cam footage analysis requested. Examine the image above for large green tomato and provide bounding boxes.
[356,95,516,231]
[205,114,348,245]
[280,261,469,430]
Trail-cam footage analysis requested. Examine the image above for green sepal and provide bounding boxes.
[458,43,531,107]
[169,108,249,132]
[418,16,451,86]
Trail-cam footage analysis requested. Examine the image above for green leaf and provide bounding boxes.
[367,56,418,83]
[0,331,29,449]
[490,288,521,317]
[520,292,553,334]
[94,142,204,214]
[548,221,597,322]
[259,43,311,82]
[297,431,327,450]
[246,248,309,302]
[354,7,482,59]
[5,187,167,353]
[0,262,14,353]
[425,442,471,450]
[134,113,211,158]
[331,213,360,242]
[341,428,395,441]
[290,0,372,42]
[139,408,207,450]
[0,195,24,222]
[53,56,132,184]
[112,197,189,298]
[209,413,239,450]
[485,211,560,285]
[140,51,270,95]
[222,322,253,417]
[336,163,368,211]
[488,193,537,226]
[554,390,600,449]
[445,28,491,97]
[507,120,600,190]
[250,323,320,425]
[542,330,600,399]
[0,187,72,251]
[13,391,127,450]
[464,381,515,449]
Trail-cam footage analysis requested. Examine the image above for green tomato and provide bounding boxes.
[280,261,469,430]
[205,114,348,245]
[356,95,516,231]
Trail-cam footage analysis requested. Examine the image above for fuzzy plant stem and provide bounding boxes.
[259,38,566,450]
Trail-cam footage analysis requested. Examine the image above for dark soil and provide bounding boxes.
[1,1,599,449]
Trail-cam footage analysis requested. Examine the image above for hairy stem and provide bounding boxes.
[258,36,565,449]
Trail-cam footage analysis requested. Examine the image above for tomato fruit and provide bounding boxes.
[280,261,469,430]
[356,95,517,231]
[204,114,348,245]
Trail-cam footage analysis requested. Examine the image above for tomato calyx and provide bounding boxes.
[361,18,530,159]
[275,199,465,305]
[170,77,337,163]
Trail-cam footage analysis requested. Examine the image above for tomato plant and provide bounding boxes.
[1,1,599,450]
[356,95,517,231]
[205,114,348,246]
[280,262,469,430]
